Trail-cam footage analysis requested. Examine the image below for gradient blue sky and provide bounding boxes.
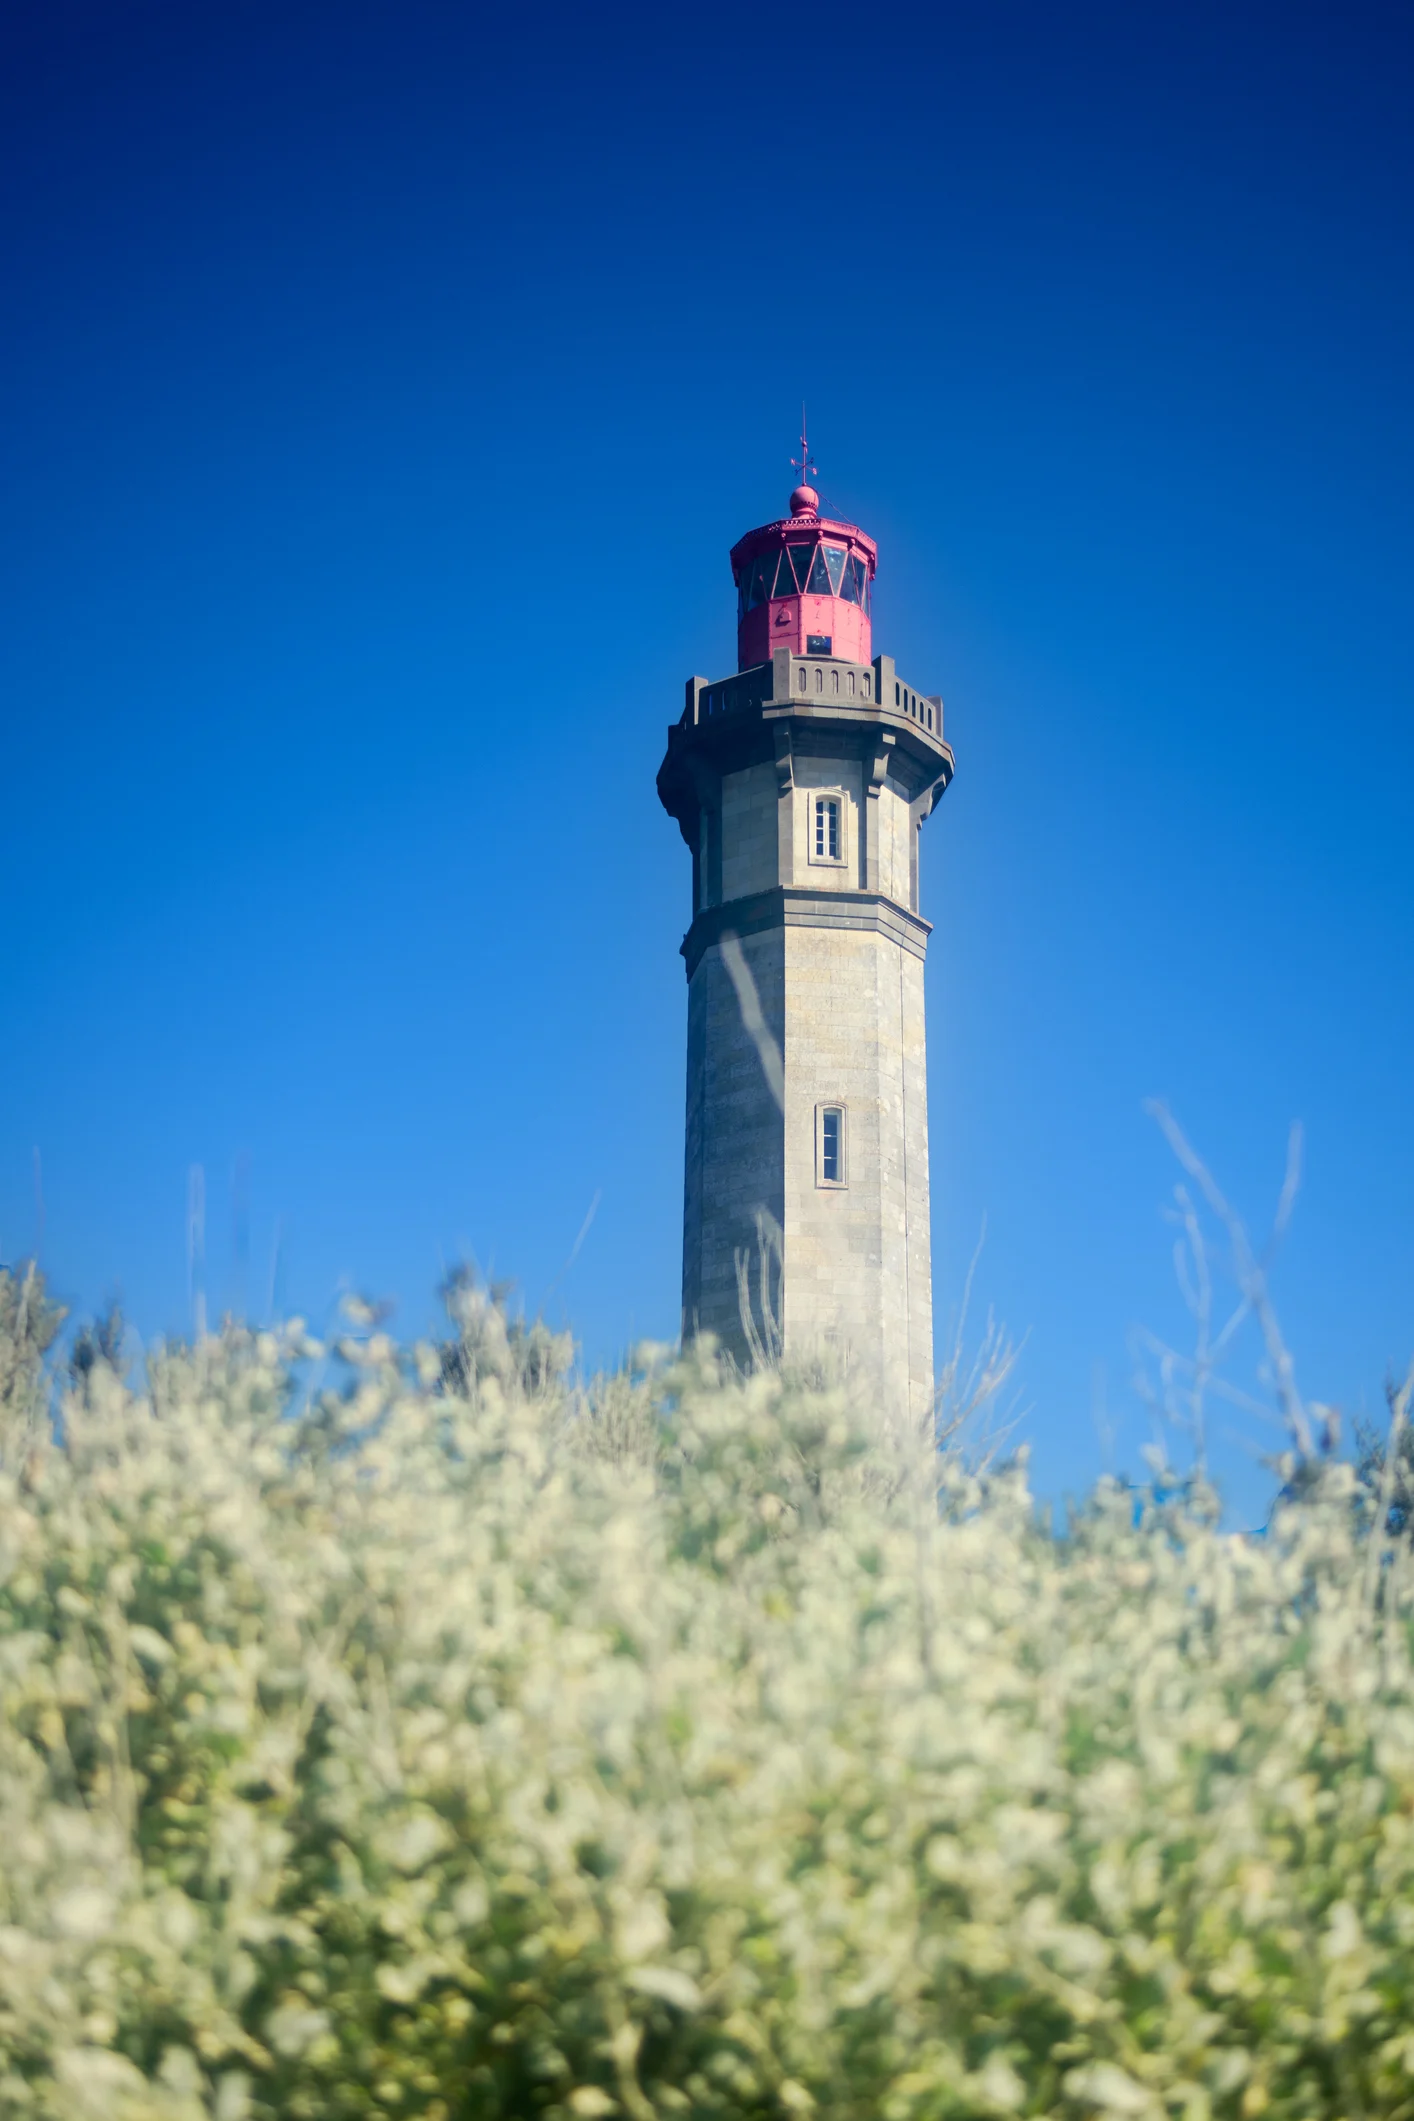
[2,0,1410,1514]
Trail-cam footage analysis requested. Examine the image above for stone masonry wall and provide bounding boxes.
[876,778,913,908]
[720,763,778,904]
[780,923,932,1426]
[682,925,785,1359]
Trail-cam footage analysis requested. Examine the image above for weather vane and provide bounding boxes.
[791,405,817,494]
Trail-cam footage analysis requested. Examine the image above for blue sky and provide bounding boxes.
[2,0,1410,1516]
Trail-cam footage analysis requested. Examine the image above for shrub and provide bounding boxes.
[1,1270,1413,2119]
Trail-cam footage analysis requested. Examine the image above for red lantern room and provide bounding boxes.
[729,433,877,671]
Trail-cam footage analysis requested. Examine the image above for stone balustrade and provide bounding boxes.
[683,652,943,741]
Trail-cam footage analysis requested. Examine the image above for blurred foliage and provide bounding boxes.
[1357,1397,1414,1546]
[0,1261,65,1479]
[2,1264,1414,2120]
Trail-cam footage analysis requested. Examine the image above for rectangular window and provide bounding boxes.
[814,795,840,861]
[817,1103,846,1187]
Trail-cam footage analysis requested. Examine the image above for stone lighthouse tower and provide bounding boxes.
[657,448,954,1421]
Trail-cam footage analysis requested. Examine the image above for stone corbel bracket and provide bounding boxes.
[774,726,795,878]
[863,731,896,892]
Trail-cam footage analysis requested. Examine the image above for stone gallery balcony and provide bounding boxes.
[682,651,946,746]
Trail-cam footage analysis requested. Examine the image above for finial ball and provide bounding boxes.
[790,483,819,517]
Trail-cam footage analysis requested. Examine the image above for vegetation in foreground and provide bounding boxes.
[1,1247,1413,2121]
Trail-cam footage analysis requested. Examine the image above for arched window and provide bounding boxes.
[816,1104,847,1187]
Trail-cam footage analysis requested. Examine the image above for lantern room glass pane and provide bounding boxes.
[824,546,846,595]
[842,555,862,605]
[806,546,832,595]
[782,545,812,594]
[746,556,772,609]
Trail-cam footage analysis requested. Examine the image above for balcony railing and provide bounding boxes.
[685,666,776,724]
[682,654,943,741]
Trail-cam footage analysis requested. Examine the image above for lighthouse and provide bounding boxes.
[657,446,954,1422]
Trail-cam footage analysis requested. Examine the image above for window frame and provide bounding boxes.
[816,1102,847,1189]
[746,555,774,610]
[808,790,848,869]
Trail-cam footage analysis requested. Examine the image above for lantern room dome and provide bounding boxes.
[731,485,877,672]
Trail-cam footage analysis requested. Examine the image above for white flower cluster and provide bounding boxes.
[1,1278,1412,2120]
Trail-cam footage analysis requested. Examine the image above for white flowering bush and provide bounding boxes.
[2,1264,1414,2121]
